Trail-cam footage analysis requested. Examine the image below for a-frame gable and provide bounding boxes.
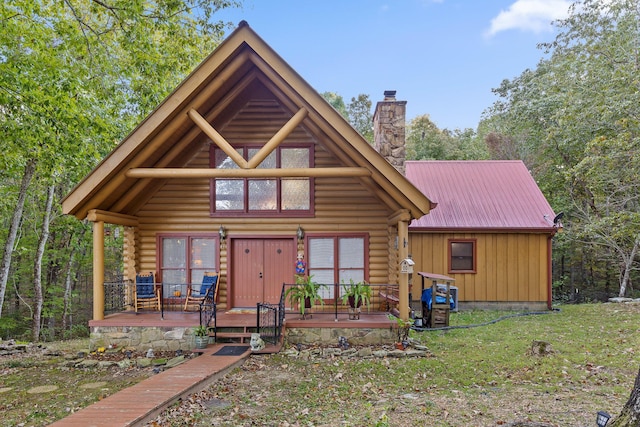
[62,21,433,221]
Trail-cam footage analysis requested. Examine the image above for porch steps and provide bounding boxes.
[212,325,284,353]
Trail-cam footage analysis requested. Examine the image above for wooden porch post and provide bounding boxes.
[92,220,105,321]
[398,219,410,320]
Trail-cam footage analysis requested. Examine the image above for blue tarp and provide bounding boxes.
[421,287,455,310]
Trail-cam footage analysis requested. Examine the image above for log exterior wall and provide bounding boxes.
[127,99,394,309]
[409,232,549,308]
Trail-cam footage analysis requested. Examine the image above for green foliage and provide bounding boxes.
[387,314,413,342]
[285,275,324,316]
[347,94,373,143]
[321,92,348,118]
[406,114,488,160]
[322,92,374,142]
[482,0,640,297]
[193,325,208,337]
[341,279,371,308]
[0,0,242,336]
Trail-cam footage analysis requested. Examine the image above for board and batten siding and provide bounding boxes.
[129,99,394,309]
[409,232,549,307]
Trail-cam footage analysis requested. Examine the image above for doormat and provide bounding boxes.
[212,345,250,356]
[226,308,257,314]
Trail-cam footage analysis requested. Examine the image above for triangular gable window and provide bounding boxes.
[210,144,313,216]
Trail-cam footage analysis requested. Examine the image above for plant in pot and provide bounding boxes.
[341,279,371,320]
[193,325,209,349]
[285,275,324,319]
[388,314,413,349]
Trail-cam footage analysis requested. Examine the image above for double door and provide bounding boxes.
[230,238,295,308]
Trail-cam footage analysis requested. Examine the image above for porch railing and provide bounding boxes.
[256,284,285,345]
[281,282,401,320]
[104,279,129,314]
[102,281,216,316]
[199,284,217,342]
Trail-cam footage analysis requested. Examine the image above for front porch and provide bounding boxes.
[89,308,399,352]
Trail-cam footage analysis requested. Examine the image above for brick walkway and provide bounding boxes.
[48,344,251,427]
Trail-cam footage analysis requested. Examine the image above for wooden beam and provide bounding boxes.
[92,221,105,321]
[246,107,308,169]
[63,49,251,217]
[388,209,412,225]
[125,167,371,178]
[86,209,139,227]
[398,219,410,320]
[187,109,249,169]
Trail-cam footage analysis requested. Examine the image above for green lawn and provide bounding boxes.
[3,304,638,426]
[150,303,640,426]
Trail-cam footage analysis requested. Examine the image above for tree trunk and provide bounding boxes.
[0,158,36,318]
[32,184,55,342]
[610,365,640,426]
[62,228,85,331]
[618,236,639,297]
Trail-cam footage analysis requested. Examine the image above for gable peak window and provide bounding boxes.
[211,145,312,216]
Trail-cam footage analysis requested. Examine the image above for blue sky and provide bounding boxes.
[215,0,573,130]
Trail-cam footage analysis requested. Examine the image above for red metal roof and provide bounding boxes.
[406,160,557,232]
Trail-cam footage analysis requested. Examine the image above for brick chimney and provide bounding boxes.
[373,90,407,175]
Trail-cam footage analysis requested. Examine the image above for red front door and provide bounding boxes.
[230,238,295,308]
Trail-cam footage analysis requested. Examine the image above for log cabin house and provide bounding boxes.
[62,22,558,349]
[62,22,434,348]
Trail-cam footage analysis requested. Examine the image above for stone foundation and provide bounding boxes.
[458,301,549,311]
[90,326,200,351]
[284,326,395,346]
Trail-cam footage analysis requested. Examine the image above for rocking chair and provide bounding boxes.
[134,272,161,312]
[184,271,218,311]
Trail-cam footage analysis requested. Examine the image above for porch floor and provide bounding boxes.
[90,309,396,329]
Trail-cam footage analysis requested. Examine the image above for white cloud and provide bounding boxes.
[485,0,572,38]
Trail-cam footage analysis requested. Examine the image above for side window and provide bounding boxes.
[448,239,476,273]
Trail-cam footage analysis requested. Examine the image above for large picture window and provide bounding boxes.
[159,235,218,284]
[448,239,476,273]
[211,145,312,215]
[307,235,367,302]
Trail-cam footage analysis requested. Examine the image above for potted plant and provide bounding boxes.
[388,314,413,349]
[193,325,209,349]
[285,275,324,319]
[341,279,371,320]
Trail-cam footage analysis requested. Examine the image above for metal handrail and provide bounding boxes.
[199,284,217,342]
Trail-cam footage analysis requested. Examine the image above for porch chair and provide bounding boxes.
[184,271,219,311]
[134,272,161,312]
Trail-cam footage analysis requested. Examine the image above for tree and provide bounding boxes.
[0,0,240,339]
[322,92,348,118]
[483,0,640,300]
[406,114,448,160]
[611,365,640,426]
[406,114,487,160]
[347,94,373,143]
